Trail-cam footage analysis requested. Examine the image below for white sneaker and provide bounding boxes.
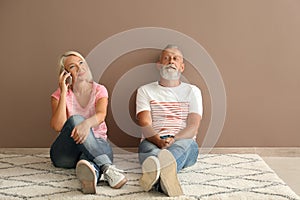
[158,149,183,196]
[76,160,97,194]
[103,165,127,189]
[139,156,160,192]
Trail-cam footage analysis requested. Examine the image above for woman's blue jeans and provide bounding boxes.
[138,138,199,172]
[50,115,113,178]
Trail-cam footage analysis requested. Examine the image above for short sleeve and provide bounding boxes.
[51,88,61,100]
[136,86,151,115]
[189,86,203,116]
[94,83,109,102]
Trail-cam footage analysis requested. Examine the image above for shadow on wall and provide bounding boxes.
[98,49,211,149]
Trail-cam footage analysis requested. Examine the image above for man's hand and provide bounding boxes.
[152,137,175,149]
[164,137,175,146]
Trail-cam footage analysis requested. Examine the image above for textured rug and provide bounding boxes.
[0,153,299,200]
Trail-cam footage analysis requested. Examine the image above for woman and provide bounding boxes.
[50,51,127,194]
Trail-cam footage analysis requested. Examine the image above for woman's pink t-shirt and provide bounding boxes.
[51,82,108,140]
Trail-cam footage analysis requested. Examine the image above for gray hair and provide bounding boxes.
[164,44,180,50]
[159,44,183,60]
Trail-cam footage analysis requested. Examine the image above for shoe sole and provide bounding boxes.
[158,149,183,197]
[139,156,160,191]
[112,177,128,189]
[76,160,96,194]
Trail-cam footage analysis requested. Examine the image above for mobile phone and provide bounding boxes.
[66,75,72,85]
[64,71,72,85]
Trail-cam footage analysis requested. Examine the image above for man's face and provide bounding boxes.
[158,48,185,80]
[159,48,184,71]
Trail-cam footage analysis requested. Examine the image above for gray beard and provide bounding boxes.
[160,64,181,80]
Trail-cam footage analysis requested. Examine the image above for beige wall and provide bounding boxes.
[1,0,299,148]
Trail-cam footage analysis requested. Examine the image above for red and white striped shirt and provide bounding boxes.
[136,82,203,137]
[150,101,189,137]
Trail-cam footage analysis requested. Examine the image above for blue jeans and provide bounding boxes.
[50,115,113,179]
[138,138,199,172]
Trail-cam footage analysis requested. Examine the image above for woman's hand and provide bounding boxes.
[59,70,71,93]
[71,121,90,144]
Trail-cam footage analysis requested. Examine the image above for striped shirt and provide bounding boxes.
[150,101,189,137]
[136,82,203,137]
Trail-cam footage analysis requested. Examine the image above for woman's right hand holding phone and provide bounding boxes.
[59,70,71,94]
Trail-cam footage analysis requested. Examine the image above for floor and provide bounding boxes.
[208,147,300,196]
[1,148,299,197]
[262,156,300,196]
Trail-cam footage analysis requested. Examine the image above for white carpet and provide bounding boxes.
[0,153,299,200]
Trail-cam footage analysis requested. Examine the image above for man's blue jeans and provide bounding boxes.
[50,115,113,178]
[138,138,199,172]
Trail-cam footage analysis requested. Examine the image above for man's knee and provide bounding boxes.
[174,138,195,147]
[170,139,198,155]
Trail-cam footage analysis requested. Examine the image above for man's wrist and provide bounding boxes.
[160,135,175,139]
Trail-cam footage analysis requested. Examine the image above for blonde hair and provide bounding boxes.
[58,51,86,74]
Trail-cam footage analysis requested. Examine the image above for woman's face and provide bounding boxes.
[63,55,89,82]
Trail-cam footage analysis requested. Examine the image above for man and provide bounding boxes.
[136,45,203,196]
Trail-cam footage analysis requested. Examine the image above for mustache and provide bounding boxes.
[163,64,177,70]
